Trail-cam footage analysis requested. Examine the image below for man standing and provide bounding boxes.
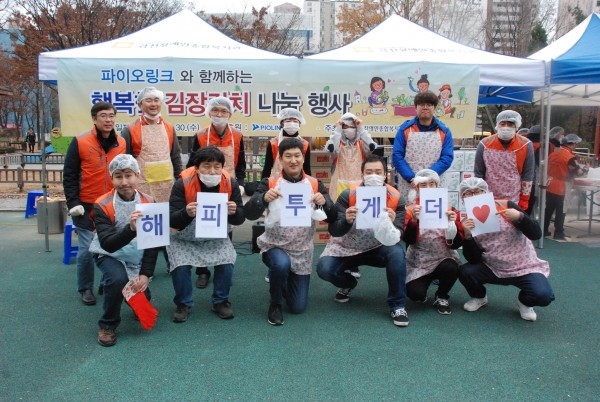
[474,110,535,211]
[63,101,126,305]
[120,87,183,203]
[392,91,454,201]
[245,138,336,326]
[544,134,589,239]
[316,155,409,327]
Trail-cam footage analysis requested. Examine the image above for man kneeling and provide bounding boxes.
[459,177,554,321]
[316,155,409,327]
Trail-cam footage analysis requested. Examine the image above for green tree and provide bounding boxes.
[528,22,548,54]
[568,5,586,25]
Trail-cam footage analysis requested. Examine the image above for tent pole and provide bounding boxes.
[595,107,600,159]
[539,85,552,249]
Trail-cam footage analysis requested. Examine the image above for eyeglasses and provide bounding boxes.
[462,190,484,197]
[96,113,116,120]
[210,108,231,116]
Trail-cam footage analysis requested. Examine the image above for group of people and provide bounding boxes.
[62,87,556,347]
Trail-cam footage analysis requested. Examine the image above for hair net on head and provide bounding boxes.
[517,128,529,135]
[206,96,233,114]
[459,177,488,196]
[495,110,522,130]
[549,126,564,139]
[413,169,440,185]
[527,125,541,135]
[562,133,582,144]
[341,112,357,126]
[137,87,164,104]
[277,108,306,125]
[109,154,140,176]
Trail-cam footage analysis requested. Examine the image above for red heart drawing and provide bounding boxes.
[473,205,490,223]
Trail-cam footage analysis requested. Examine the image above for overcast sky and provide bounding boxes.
[196,0,304,13]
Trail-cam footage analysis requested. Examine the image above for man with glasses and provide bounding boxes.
[392,91,454,201]
[186,97,246,289]
[63,102,126,306]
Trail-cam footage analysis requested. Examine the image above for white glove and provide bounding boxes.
[239,185,245,196]
[69,205,85,216]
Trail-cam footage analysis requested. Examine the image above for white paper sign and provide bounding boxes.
[195,192,228,238]
[419,188,449,230]
[356,186,386,229]
[136,202,170,249]
[463,192,500,236]
[280,181,312,227]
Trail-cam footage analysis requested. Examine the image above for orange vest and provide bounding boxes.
[481,134,530,174]
[494,200,514,225]
[180,166,232,204]
[77,128,126,204]
[95,189,154,224]
[348,184,400,210]
[126,117,175,157]
[547,146,575,196]
[196,125,243,167]
[270,137,309,160]
[268,171,319,193]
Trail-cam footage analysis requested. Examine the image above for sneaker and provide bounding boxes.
[195,273,210,289]
[517,299,537,321]
[212,300,234,319]
[173,304,190,323]
[391,308,409,327]
[264,271,270,283]
[81,289,96,306]
[414,297,428,304]
[334,288,352,303]
[350,267,362,279]
[433,296,451,315]
[463,296,488,312]
[553,232,569,241]
[268,303,284,326]
[97,328,117,347]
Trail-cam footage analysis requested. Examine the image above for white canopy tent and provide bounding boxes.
[308,14,546,104]
[38,9,292,83]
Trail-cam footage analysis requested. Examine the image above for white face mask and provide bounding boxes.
[143,113,161,122]
[363,174,385,187]
[497,127,516,141]
[211,116,229,127]
[343,128,357,141]
[200,174,221,187]
[283,122,300,135]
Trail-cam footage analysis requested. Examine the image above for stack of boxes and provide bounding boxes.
[441,148,476,219]
[310,150,333,245]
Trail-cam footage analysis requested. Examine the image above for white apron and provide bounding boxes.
[208,127,236,178]
[405,226,460,283]
[482,144,526,203]
[136,123,174,203]
[396,129,443,201]
[329,141,363,202]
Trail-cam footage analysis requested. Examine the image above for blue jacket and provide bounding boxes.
[392,116,454,181]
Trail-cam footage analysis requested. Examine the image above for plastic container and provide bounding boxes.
[36,199,67,234]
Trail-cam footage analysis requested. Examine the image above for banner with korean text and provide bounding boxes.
[57,59,479,139]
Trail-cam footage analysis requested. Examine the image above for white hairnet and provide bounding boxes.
[137,87,164,104]
[549,126,564,139]
[206,96,233,114]
[459,177,488,196]
[109,154,140,176]
[341,112,357,126]
[413,169,440,185]
[562,133,582,144]
[277,108,306,125]
[495,110,522,130]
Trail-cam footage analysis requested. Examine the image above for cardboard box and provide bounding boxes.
[440,171,460,192]
[461,171,475,182]
[448,191,460,210]
[315,220,329,232]
[312,167,331,181]
[464,151,476,171]
[313,231,332,245]
[448,151,464,171]
[310,151,332,167]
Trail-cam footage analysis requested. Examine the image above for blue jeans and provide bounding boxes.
[171,264,233,306]
[459,262,555,307]
[262,248,310,314]
[75,226,95,292]
[316,244,407,310]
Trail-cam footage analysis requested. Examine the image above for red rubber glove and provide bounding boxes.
[518,193,530,211]
[127,292,158,330]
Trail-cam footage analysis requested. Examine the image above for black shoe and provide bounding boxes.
[553,232,568,240]
[173,304,190,323]
[268,303,284,326]
[81,289,96,306]
[433,295,451,315]
[195,273,210,289]
[98,284,104,296]
[391,307,409,327]
[335,288,352,303]
[212,300,234,319]
[544,231,552,237]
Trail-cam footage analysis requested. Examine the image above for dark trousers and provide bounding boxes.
[406,258,459,301]
[459,262,555,307]
[262,248,310,314]
[544,192,566,235]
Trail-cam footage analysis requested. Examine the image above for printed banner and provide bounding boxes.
[136,202,170,249]
[57,59,479,140]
